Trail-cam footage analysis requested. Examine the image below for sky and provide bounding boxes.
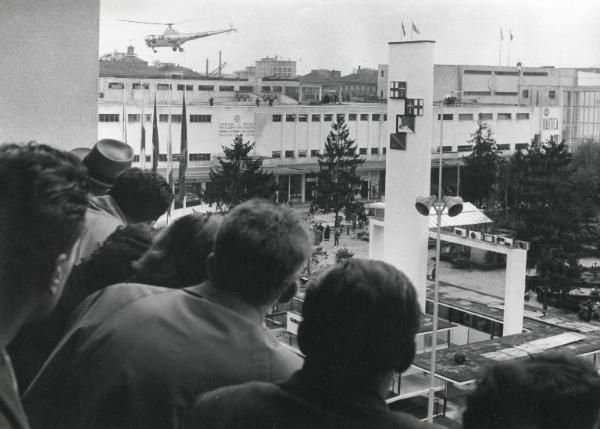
[100,0,600,76]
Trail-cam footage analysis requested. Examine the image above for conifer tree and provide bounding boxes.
[316,119,364,225]
[204,134,277,211]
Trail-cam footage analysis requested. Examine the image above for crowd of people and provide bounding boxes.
[1,139,600,429]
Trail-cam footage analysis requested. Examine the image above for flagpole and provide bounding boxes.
[140,80,146,170]
[167,84,173,196]
[122,83,127,143]
[498,27,503,66]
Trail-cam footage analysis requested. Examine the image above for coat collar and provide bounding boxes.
[0,349,29,429]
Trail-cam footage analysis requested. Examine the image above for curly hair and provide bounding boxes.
[0,142,89,293]
[132,213,222,288]
[109,168,173,223]
[212,199,311,306]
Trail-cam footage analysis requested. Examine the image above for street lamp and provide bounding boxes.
[415,94,463,423]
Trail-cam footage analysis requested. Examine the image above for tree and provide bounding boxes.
[506,138,583,309]
[316,118,364,226]
[203,134,277,211]
[461,121,502,204]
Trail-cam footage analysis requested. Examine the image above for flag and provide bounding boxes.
[140,123,146,169]
[500,27,504,41]
[411,21,420,34]
[152,96,159,173]
[401,21,406,37]
[179,93,188,206]
[509,30,513,41]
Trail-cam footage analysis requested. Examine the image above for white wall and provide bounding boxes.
[384,41,435,309]
[0,1,100,150]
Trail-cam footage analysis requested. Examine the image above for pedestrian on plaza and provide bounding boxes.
[346,224,350,235]
[324,225,331,241]
[24,200,311,429]
[184,259,432,429]
[314,228,323,246]
[256,97,260,106]
[334,228,341,246]
[317,222,324,232]
[75,167,173,263]
[0,142,89,429]
[463,352,600,429]
[9,223,156,388]
[209,96,214,106]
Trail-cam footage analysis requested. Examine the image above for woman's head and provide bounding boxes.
[132,213,222,288]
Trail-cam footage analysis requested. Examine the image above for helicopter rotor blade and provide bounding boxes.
[118,19,175,26]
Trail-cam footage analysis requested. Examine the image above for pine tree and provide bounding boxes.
[461,121,502,205]
[316,118,364,226]
[203,134,277,211]
[506,138,582,309]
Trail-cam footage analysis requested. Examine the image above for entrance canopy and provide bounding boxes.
[428,202,492,229]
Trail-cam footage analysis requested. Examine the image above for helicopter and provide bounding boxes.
[119,20,235,53]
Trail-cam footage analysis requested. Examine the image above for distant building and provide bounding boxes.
[96,47,600,204]
[255,56,296,79]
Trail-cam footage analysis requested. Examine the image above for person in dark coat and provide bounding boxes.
[24,200,311,429]
[9,223,156,388]
[184,259,435,429]
[323,225,331,240]
[0,143,89,429]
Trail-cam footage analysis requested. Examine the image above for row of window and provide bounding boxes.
[272,147,386,159]
[100,114,212,123]
[133,153,211,162]
[437,112,531,121]
[108,82,282,93]
[444,143,530,153]
[463,69,548,77]
[272,113,388,123]
[461,89,556,99]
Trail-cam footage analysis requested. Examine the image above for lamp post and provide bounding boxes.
[415,95,463,423]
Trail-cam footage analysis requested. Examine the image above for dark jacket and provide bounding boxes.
[0,350,28,429]
[184,369,440,429]
[23,282,302,429]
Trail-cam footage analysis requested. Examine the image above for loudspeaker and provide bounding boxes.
[515,240,530,251]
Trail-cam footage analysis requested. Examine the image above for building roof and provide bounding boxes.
[428,202,493,228]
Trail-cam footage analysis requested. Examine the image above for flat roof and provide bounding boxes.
[415,282,600,384]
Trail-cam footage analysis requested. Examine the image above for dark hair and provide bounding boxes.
[84,223,156,287]
[109,168,173,223]
[132,213,221,288]
[212,199,311,306]
[0,142,89,293]
[298,259,420,380]
[463,352,600,429]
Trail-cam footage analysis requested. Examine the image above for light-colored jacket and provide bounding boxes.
[73,195,127,263]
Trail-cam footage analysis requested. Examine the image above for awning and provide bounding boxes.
[429,202,493,228]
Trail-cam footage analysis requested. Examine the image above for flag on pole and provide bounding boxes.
[179,93,188,207]
[411,21,420,34]
[152,96,159,173]
[509,30,513,41]
[140,89,146,169]
[401,21,406,37]
[167,89,173,190]
[500,27,504,41]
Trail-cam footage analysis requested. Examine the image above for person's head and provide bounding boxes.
[133,213,222,288]
[0,142,89,337]
[463,352,600,429]
[82,223,156,289]
[108,168,173,223]
[79,139,134,195]
[209,199,311,307]
[298,259,420,381]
